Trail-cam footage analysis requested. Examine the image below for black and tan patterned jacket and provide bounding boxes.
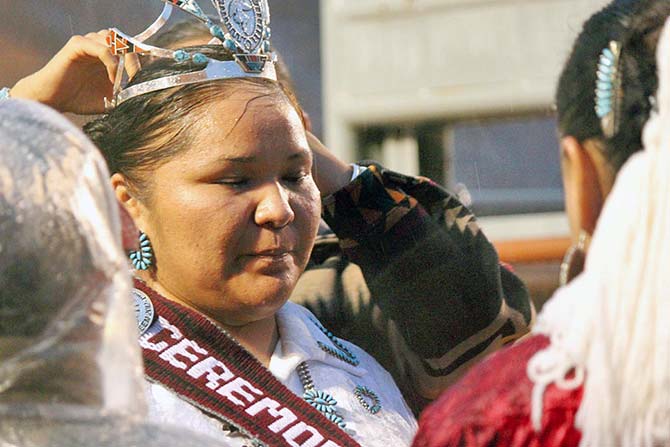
[290,163,534,415]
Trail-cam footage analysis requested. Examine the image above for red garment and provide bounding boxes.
[413,335,583,447]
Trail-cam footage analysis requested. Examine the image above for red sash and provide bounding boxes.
[135,279,362,447]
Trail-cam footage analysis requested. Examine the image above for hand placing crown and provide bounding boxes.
[7,0,277,114]
[105,0,277,109]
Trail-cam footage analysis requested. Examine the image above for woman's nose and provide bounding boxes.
[254,182,295,229]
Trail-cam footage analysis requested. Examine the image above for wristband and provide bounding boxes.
[0,87,11,102]
[350,163,368,182]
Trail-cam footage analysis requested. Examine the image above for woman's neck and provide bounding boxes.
[138,273,279,367]
[222,316,279,367]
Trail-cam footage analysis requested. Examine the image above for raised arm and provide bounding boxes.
[7,30,139,115]
[310,135,533,408]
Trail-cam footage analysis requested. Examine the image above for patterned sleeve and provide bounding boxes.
[322,163,534,402]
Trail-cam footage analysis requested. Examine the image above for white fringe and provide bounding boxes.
[527,18,670,447]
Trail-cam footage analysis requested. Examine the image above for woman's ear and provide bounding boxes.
[560,136,605,241]
[111,173,144,226]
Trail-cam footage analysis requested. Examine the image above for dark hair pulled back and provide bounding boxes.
[84,45,304,196]
[556,0,670,173]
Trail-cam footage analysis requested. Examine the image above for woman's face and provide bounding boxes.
[137,88,320,327]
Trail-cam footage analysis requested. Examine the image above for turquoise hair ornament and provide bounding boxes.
[129,232,153,271]
[595,41,622,138]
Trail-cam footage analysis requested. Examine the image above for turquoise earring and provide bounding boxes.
[129,232,153,270]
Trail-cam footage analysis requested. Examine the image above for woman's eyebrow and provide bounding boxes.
[215,148,309,164]
[221,155,257,163]
[287,148,311,161]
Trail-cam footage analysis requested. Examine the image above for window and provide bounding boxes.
[356,114,563,217]
[451,115,563,216]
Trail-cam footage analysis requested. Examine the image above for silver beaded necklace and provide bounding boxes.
[296,319,383,428]
[297,361,347,429]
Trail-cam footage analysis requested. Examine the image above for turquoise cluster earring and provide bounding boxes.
[129,232,153,271]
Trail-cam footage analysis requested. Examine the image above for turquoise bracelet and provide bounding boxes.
[0,87,11,102]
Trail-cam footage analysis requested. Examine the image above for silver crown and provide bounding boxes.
[105,0,277,110]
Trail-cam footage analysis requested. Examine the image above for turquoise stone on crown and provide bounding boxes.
[192,53,209,65]
[173,49,190,62]
[223,39,237,52]
[210,24,226,41]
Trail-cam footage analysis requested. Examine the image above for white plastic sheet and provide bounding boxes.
[0,100,224,447]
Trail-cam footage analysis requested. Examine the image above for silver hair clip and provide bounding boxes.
[104,0,276,110]
[595,41,623,138]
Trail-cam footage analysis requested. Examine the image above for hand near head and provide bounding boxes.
[306,131,354,197]
[9,30,138,115]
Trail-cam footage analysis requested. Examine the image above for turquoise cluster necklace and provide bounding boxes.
[297,361,347,429]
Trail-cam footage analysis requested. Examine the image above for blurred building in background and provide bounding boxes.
[0,0,612,306]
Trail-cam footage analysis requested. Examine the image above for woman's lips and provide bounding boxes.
[240,250,294,273]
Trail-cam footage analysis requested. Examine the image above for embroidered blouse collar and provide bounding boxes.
[273,302,366,379]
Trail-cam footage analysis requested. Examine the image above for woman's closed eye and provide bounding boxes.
[215,177,250,188]
[283,171,309,184]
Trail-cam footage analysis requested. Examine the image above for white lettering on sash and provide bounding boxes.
[217,376,263,406]
[188,356,235,389]
[140,317,184,352]
[246,397,298,433]
[144,316,348,447]
[159,337,207,369]
[283,422,324,447]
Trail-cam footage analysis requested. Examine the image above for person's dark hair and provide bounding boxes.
[556,0,670,172]
[84,45,304,197]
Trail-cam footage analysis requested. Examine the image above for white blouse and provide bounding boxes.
[145,301,417,446]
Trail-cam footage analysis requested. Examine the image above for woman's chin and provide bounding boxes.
[229,272,298,309]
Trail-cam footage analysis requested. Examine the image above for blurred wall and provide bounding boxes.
[321,0,611,161]
[0,0,323,136]
[271,1,323,137]
[0,1,160,87]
